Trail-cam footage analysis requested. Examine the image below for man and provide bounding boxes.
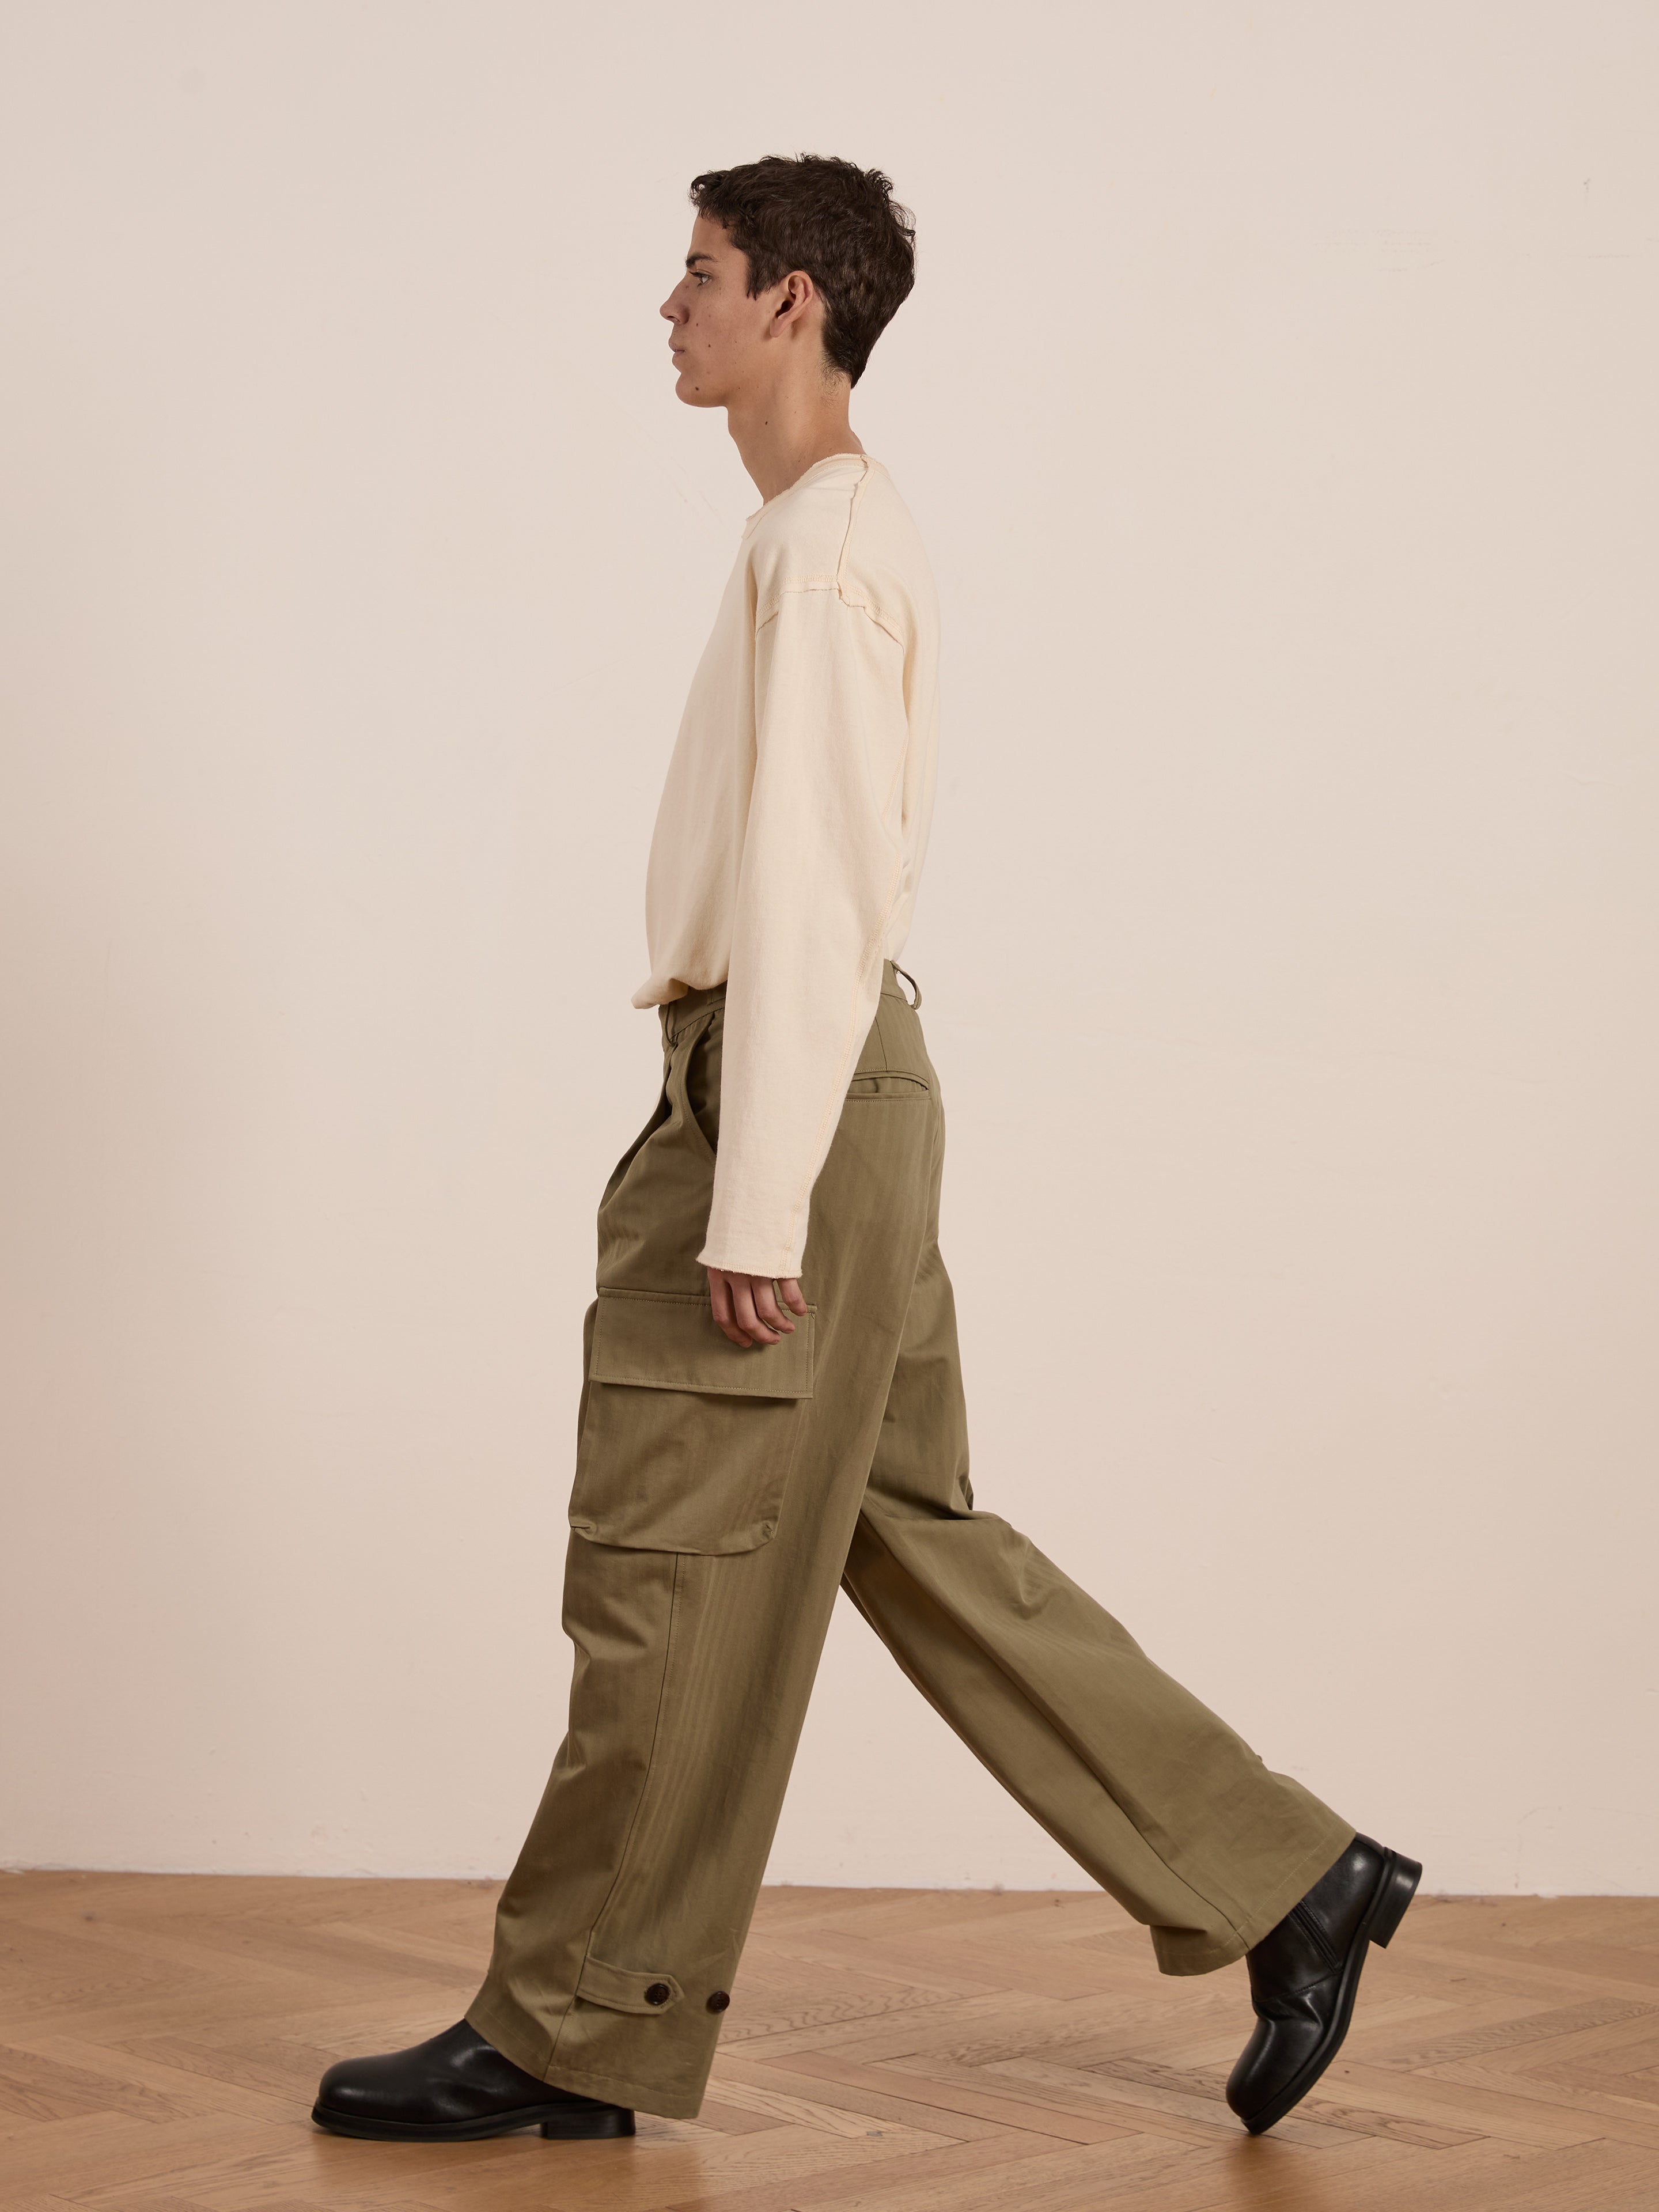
[313,153,1418,2149]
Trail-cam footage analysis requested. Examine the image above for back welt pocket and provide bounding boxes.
[568,1289,815,1555]
[846,1072,930,1097]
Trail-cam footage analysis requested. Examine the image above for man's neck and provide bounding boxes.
[725,378,863,505]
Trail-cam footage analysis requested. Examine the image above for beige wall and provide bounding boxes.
[2,1,1656,1897]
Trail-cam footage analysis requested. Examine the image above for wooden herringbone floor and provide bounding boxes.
[2,1873,1656,2210]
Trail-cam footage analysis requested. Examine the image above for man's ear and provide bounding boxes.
[771,269,816,327]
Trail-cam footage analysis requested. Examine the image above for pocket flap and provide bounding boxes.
[589,1287,815,1399]
[575,1953,684,2014]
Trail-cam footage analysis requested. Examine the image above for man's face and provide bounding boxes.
[660,215,777,408]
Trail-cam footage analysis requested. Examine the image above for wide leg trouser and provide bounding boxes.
[467,964,1354,2120]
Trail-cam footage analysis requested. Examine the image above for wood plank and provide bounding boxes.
[761,2049,1137,2143]
[712,2051,1010,2140]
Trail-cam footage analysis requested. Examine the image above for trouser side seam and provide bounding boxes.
[545,1547,685,2088]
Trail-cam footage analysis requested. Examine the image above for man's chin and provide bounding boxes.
[673,369,725,410]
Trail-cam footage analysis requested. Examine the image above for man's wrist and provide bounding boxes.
[698,1249,804,1281]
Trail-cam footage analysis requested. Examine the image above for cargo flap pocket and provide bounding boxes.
[575,1954,684,2014]
[568,1288,815,1554]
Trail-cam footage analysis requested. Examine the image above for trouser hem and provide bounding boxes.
[465,1993,705,2123]
[1151,1819,1357,1976]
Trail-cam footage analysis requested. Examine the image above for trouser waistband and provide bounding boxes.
[661,959,920,1044]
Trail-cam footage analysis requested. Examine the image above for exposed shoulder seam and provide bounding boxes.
[754,458,906,641]
[755,577,838,631]
[755,575,905,647]
[834,459,905,643]
[833,455,873,588]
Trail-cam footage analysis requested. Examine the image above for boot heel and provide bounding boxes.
[540,2107,635,2139]
[1368,1852,1422,1948]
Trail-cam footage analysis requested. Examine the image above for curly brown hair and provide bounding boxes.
[688,154,916,387]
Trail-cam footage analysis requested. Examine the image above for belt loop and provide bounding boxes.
[892,964,922,1010]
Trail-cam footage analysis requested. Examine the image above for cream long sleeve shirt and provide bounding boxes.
[631,452,940,1279]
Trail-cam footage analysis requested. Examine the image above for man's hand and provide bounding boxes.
[706,1268,808,1347]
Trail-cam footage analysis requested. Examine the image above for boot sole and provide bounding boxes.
[1240,1846,1422,2136]
[311,2099,636,2141]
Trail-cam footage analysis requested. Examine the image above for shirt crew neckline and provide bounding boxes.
[743,449,873,530]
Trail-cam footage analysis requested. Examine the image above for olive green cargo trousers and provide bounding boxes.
[467,963,1354,2120]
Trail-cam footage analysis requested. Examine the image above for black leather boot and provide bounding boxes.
[1226,1834,1421,2135]
[311,2019,636,2141]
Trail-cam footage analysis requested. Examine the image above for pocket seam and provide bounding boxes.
[671,1012,720,1168]
[590,1369,805,1397]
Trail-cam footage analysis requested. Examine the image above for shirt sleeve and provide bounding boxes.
[696,583,909,1279]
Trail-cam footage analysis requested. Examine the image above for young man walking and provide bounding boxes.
[313,154,1418,2150]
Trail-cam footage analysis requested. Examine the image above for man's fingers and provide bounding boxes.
[732,1278,783,1345]
[751,1279,796,1336]
[706,1267,752,1347]
[706,1268,803,1347]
